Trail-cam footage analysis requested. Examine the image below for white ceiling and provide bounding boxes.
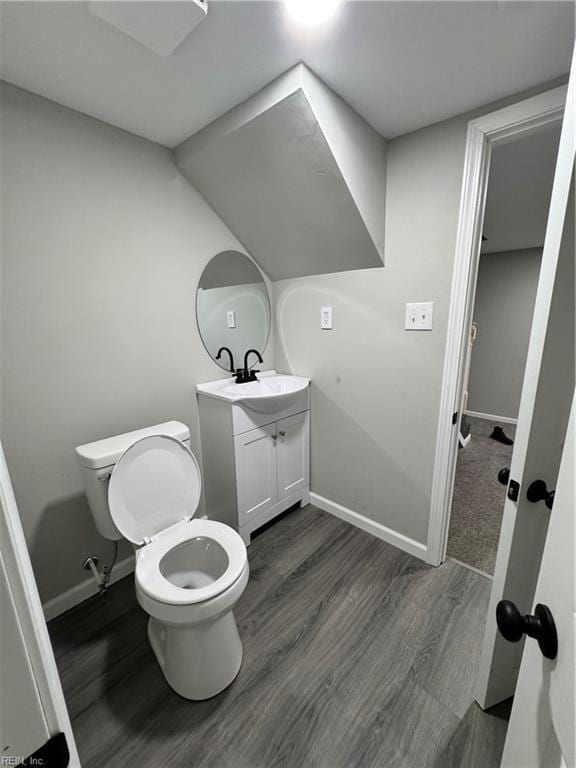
[482,122,562,255]
[0,2,573,148]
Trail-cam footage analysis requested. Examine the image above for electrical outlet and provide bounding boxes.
[321,306,333,330]
[405,302,434,331]
[226,310,236,329]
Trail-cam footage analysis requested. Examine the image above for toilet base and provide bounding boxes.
[147,611,243,700]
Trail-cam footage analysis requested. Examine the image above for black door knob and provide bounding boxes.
[496,600,558,659]
[497,467,510,486]
[526,479,555,509]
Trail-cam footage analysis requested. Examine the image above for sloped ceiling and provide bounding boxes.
[176,64,386,280]
[482,122,562,254]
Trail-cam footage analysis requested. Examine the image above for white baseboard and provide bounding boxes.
[44,496,428,621]
[465,410,518,425]
[310,492,428,562]
[42,554,135,622]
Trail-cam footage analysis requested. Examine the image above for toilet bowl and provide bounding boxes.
[107,433,249,700]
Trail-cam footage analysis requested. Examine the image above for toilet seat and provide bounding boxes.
[108,434,202,545]
[108,434,247,606]
[135,518,247,605]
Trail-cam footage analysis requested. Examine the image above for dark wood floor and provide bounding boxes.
[48,505,509,768]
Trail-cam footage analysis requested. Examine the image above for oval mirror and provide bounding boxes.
[196,251,270,372]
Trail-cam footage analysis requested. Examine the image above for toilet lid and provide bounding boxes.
[108,434,201,545]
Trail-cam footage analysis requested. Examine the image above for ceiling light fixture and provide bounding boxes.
[284,0,341,27]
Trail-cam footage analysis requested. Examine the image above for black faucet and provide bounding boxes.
[235,349,263,383]
[215,346,235,373]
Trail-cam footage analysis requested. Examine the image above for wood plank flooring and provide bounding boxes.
[48,505,510,768]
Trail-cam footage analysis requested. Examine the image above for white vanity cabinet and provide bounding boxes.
[197,381,310,544]
[235,410,309,524]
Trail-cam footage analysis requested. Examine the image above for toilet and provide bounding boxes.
[75,422,249,700]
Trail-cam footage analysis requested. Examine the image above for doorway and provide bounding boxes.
[427,75,574,712]
[446,122,562,576]
[427,85,567,571]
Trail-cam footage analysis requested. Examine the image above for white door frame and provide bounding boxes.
[426,85,567,567]
[0,442,80,766]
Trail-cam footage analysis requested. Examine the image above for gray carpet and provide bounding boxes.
[447,416,516,575]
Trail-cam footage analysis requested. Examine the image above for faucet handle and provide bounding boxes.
[248,369,260,381]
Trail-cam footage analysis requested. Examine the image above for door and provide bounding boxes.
[500,395,574,768]
[276,411,310,502]
[0,442,79,766]
[475,50,575,708]
[234,423,278,521]
[1,548,51,761]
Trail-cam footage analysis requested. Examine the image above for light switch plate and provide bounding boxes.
[226,310,236,328]
[405,302,434,330]
[321,306,333,330]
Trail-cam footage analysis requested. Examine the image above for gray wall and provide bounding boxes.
[467,249,542,420]
[274,113,467,544]
[1,76,563,610]
[0,83,274,605]
[274,81,564,548]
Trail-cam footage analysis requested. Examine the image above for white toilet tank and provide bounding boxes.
[75,421,191,540]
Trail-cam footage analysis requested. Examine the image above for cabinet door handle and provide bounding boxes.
[271,434,277,441]
[279,430,286,437]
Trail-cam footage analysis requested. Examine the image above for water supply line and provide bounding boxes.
[83,541,119,594]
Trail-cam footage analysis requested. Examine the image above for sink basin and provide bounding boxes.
[197,371,309,414]
[224,375,309,413]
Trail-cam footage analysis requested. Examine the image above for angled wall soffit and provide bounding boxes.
[88,1,208,58]
[175,63,387,281]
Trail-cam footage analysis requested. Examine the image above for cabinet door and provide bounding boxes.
[277,411,309,501]
[234,423,278,522]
